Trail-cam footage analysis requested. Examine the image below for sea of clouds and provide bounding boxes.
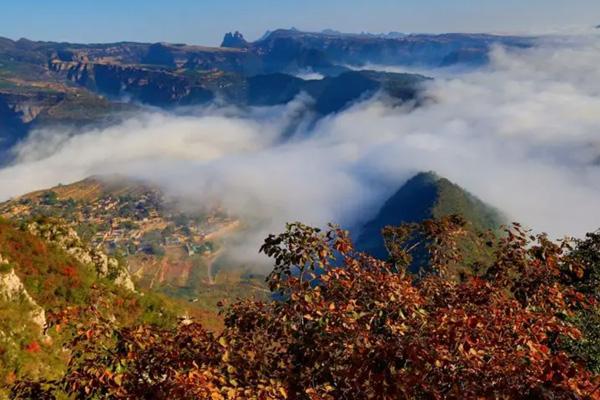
[2,33,600,263]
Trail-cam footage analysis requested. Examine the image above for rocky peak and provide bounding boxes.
[221,31,248,48]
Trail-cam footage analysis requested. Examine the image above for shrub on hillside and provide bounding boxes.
[9,217,600,399]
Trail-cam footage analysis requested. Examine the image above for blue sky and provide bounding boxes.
[1,0,599,45]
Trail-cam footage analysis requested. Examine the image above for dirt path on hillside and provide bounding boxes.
[205,250,223,285]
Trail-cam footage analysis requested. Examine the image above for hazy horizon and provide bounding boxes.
[1,0,599,45]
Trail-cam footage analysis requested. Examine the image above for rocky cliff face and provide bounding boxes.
[0,90,65,152]
[0,95,28,153]
[0,254,46,329]
[0,92,60,124]
[26,221,135,291]
[49,60,215,107]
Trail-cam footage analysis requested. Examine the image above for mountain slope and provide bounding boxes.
[356,172,504,269]
[0,176,267,309]
[0,217,186,386]
[246,70,427,113]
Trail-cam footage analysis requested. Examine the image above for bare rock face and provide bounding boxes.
[113,271,135,292]
[0,91,66,124]
[26,221,135,291]
[10,102,45,124]
[0,255,46,329]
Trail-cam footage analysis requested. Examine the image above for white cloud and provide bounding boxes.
[2,34,600,265]
[293,69,325,80]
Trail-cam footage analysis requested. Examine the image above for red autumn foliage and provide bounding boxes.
[24,341,41,354]
[60,266,78,279]
[9,217,600,399]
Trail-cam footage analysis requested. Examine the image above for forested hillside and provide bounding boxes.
[6,217,600,399]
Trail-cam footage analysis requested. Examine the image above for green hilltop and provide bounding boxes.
[357,171,505,271]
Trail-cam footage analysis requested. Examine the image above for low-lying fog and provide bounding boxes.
[2,33,600,263]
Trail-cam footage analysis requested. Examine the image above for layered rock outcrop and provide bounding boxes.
[0,254,46,329]
[26,221,135,291]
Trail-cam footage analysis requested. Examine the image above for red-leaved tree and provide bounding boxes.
[10,217,600,399]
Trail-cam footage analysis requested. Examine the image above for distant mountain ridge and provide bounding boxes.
[0,28,534,77]
[0,29,446,159]
[0,28,536,160]
[319,29,407,39]
[252,28,534,69]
